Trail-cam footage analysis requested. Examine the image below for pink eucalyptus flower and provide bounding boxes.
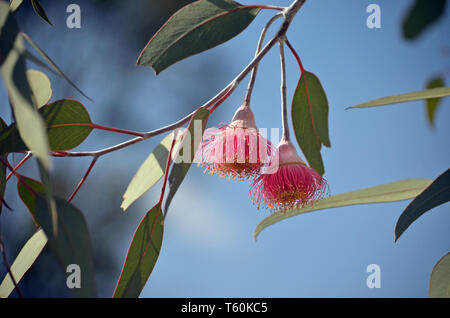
[196,103,273,180]
[251,139,327,211]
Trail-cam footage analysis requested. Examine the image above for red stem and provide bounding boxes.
[51,151,69,157]
[48,123,144,137]
[158,134,177,205]
[285,39,305,73]
[67,158,98,203]
[0,157,38,196]
[150,133,178,239]
[6,153,32,182]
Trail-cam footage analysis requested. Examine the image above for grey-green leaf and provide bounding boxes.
[395,169,449,241]
[35,196,96,297]
[348,87,450,109]
[254,179,432,241]
[164,107,209,214]
[0,229,47,298]
[137,0,260,74]
[291,71,330,176]
[425,76,445,126]
[429,253,450,298]
[121,132,179,211]
[114,203,164,298]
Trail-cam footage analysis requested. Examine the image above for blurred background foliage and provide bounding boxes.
[402,0,448,126]
[0,0,230,297]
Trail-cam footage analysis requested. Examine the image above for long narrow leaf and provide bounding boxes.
[31,0,52,26]
[254,179,432,240]
[138,0,260,74]
[0,229,47,298]
[114,203,164,298]
[21,32,92,101]
[348,87,450,109]
[395,169,450,241]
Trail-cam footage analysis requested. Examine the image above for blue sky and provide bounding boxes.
[1,0,449,297]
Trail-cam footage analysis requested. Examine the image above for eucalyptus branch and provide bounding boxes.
[49,0,306,159]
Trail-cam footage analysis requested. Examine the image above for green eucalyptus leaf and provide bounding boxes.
[395,169,450,241]
[254,179,432,241]
[114,203,164,298]
[35,195,96,297]
[429,253,450,298]
[31,0,52,26]
[137,0,260,74]
[347,87,450,109]
[0,99,93,154]
[17,176,45,226]
[0,228,47,298]
[291,71,330,176]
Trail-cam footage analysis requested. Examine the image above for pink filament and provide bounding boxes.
[196,124,273,180]
[251,163,327,211]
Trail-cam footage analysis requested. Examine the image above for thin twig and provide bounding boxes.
[67,157,98,202]
[279,39,290,141]
[244,12,283,105]
[0,236,24,298]
[285,38,305,73]
[6,152,32,182]
[0,157,38,196]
